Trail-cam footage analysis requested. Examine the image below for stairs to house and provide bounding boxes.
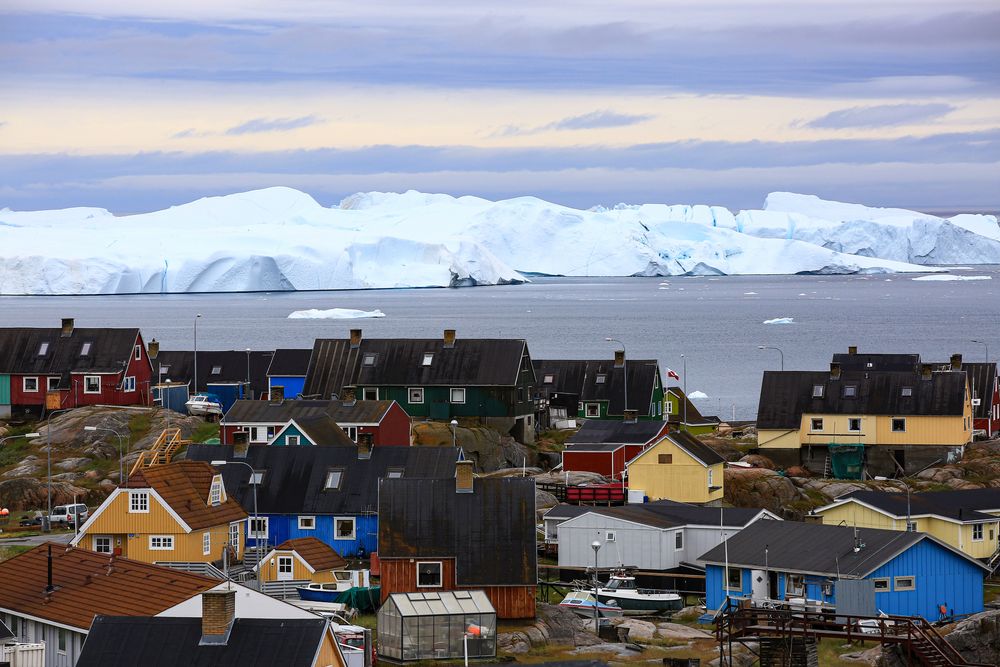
[129,428,190,477]
[987,543,1000,574]
[758,636,818,667]
[823,454,832,478]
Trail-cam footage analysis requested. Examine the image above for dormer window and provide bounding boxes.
[422,353,434,366]
[812,384,824,398]
[595,374,607,384]
[250,470,264,485]
[80,342,92,356]
[363,353,377,366]
[843,385,857,398]
[129,490,149,513]
[37,342,49,356]
[387,467,405,479]
[543,375,554,384]
[209,475,224,505]
[211,365,222,375]
[324,468,344,490]
[901,386,913,397]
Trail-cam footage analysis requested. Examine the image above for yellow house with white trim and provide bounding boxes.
[73,460,247,564]
[626,430,725,504]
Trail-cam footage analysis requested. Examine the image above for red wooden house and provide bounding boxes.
[966,362,1000,439]
[377,464,537,619]
[0,318,153,417]
[561,417,670,480]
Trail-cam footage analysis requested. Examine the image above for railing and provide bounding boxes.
[153,560,226,580]
[261,579,311,599]
[129,428,190,476]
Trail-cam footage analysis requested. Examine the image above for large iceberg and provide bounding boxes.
[1,187,997,295]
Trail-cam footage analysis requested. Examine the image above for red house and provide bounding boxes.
[0,318,153,418]
[220,397,411,446]
[561,418,670,480]
[966,362,1000,439]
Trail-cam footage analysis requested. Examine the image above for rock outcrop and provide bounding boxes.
[410,421,536,472]
[0,477,90,510]
[724,467,807,517]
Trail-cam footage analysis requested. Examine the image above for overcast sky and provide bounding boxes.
[2,1,998,212]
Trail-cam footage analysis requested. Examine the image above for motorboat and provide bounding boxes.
[185,393,224,417]
[595,570,683,615]
[558,590,623,618]
[297,581,347,603]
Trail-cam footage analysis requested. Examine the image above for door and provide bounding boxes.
[750,569,768,601]
[277,555,294,581]
[768,571,779,599]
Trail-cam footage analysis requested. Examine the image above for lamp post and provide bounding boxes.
[193,314,203,394]
[0,432,41,447]
[211,459,260,589]
[605,338,627,417]
[591,540,602,630]
[681,354,687,432]
[84,425,128,486]
[44,408,74,532]
[245,348,252,399]
[971,339,989,363]
[450,419,458,448]
[758,345,784,371]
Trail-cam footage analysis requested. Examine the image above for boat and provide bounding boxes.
[558,590,623,618]
[595,569,683,615]
[185,393,224,417]
[297,581,347,603]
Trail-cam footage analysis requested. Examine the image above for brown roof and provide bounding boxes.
[129,460,247,530]
[0,544,217,630]
[275,537,347,572]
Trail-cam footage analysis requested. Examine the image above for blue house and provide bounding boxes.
[699,521,987,622]
[186,444,460,558]
[266,348,312,399]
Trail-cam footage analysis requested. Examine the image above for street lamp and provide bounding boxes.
[605,338,627,417]
[680,354,687,432]
[758,345,784,371]
[0,432,41,446]
[971,340,989,363]
[84,425,128,486]
[211,459,260,589]
[245,348,252,399]
[193,314,203,394]
[44,408,74,532]
[450,419,458,448]
[591,540,602,630]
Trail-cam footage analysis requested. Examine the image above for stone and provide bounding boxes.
[655,622,713,640]
[611,618,657,640]
[535,602,583,645]
[55,457,91,471]
[0,477,89,511]
[739,454,775,469]
[98,479,117,492]
[2,461,39,478]
[83,469,100,479]
[724,467,806,516]
[535,488,559,511]
[785,465,812,478]
[523,626,546,647]
[535,470,610,487]
[672,605,705,622]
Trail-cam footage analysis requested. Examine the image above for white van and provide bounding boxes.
[50,503,88,525]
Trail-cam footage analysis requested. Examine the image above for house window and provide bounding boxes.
[675,531,683,550]
[345,426,358,442]
[248,517,268,539]
[209,477,223,505]
[843,385,857,398]
[93,535,112,554]
[80,342,92,356]
[387,467,405,479]
[84,375,101,393]
[129,491,149,513]
[203,532,211,555]
[666,401,673,414]
[149,535,174,550]
[416,561,443,587]
[848,418,861,432]
[286,435,300,446]
[972,524,984,541]
[123,376,136,392]
[595,374,606,384]
[726,567,742,591]
[298,516,316,530]
[585,403,600,417]
[812,384,824,398]
[363,353,377,366]
[250,427,269,443]
[707,468,714,487]
[658,454,673,464]
[872,577,890,592]
[229,523,241,554]
[906,521,917,532]
[211,365,222,375]
[543,374,554,384]
[249,470,264,485]
[362,388,378,400]
[335,517,356,540]
[786,574,805,596]
[47,376,60,391]
[38,342,49,356]
[422,353,434,366]
[891,418,906,432]
[605,531,616,542]
[894,576,915,591]
[134,345,142,360]
[450,387,466,404]
[822,582,834,597]
[324,468,344,490]
[408,387,424,404]
[901,386,913,397]
[810,418,823,431]
[58,628,67,653]
[22,377,38,392]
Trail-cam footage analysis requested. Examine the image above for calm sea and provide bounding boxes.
[2,268,998,420]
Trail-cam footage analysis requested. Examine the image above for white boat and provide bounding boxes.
[595,570,683,615]
[185,393,224,417]
[558,590,623,618]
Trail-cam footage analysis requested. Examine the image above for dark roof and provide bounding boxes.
[303,335,532,398]
[567,420,667,446]
[223,398,396,425]
[832,352,921,372]
[543,504,595,521]
[275,537,348,571]
[128,460,247,530]
[265,349,312,378]
[658,431,725,466]
[697,521,983,578]
[185,444,460,515]
[756,369,968,430]
[932,362,997,420]
[533,359,662,417]
[76,616,329,667]
[0,326,141,376]
[835,488,1000,522]
[561,500,769,529]
[283,415,356,446]
[379,477,536,587]
[154,351,274,396]
[666,387,718,426]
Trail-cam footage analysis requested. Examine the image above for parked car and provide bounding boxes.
[19,511,44,527]
[49,503,88,525]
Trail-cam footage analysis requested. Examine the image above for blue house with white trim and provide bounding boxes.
[266,349,312,399]
[187,444,460,558]
[699,521,986,622]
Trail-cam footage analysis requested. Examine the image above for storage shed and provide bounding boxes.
[377,591,496,662]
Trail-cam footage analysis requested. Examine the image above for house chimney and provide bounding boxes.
[624,409,638,423]
[148,339,159,359]
[614,350,625,368]
[455,460,474,493]
[270,386,284,403]
[232,431,248,446]
[921,364,933,380]
[357,432,372,459]
[443,329,457,349]
[848,346,857,355]
[830,362,841,380]
[343,388,357,406]
[60,318,74,337]
[950,353,962,371]
[200,589,236,645]
[350,329,363,349]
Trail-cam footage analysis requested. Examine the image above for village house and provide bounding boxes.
[813,488,1000,564]
[72,460,247,565]
[699,520,988,621]
[155,349,275,409]
[265,348,313,399]
[0,318,153,418]
[936,360,999,439]
[187,443,461,557]
[221,397,411,446]
[561,417,670,481]
[254,537,349,585]
[755,348,973,476]
[666,387,720,434]
[302,329,537,443]
[625,430,726,504]
[377,465,537,619]
[533,355,666,426]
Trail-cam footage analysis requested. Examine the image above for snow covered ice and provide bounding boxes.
[763,317,795,325]
[287,308,387,319]
[911,275,992,282]
[1,187,998,295]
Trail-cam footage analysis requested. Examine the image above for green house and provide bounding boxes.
[666,387,720,435]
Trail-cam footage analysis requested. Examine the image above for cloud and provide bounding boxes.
[805,103,957,129]
[496,110,654,137]
[224,115,323,135]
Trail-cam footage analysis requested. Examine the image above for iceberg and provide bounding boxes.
[763,317,795,325]
[688,390,709,399]
[1,187,997,295]
[911,275,991,282]
[287,308,387,319]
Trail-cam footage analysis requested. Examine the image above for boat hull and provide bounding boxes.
[596,592,683,615]
[559,602,623,619]
[298,587,342,603]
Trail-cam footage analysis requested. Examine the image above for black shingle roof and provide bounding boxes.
[832,352,921,372]
[155,351,274,396]
[931,362,997,421]
[658,431,725,466]
[283,415,356,446]
[533,359,662,417]
[0,327,141,376]
[76,616,329,667]
[545,500,770,530]
[265,349,312,378]
[756,369,967,430]
[223,398,396,425]
[379,477,536,587]
[567,420,668,446]
[666,387,718,426]
[835,488,1000,522]
[186,444,460,514]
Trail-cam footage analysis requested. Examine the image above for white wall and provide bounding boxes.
[1,613,82,667]
[156,582,317,619]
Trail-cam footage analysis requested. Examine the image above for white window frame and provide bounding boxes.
[675,531,683,550]
[362,387,378,400]
[416,561,443,588]
[38,342,49,356]
[298,515,316,530]
[786,574,805,596]
[843,385,857,398]
[585,402,600,417]
[129,490,150,513]
[891,417,906,433]
[421,353,434,366]
[22,376,39,393]
[123,376,136,392]
[80,342,92,356]
[812,384,824,398]
[84,375,101,394]
[848,417,861,432]
[906,521,917,532]
[325,468,344,489]
[149,535,175,551]
[277,555,294,576]
[58,628,67,654]
[345,426,358,442]
[725,567,742,591]
[707,468,714,488]
[203,531,211,556]
[872,577,890,592]
[450,387,466,404]
[286,435,301,446]
[666,400,673,414]
[972,524,984,541]
[810,418,824,432]
[209,478,223,505]
[250,426,269,443]
[229,522,241,555]
[134,344,142,361]
[408,387,425,404]
[47,376,60,391]
[893,576,915,591]
[248,516,269,540]
[334,517,356,540]
[93,535,112,554]
[605,531,616,542]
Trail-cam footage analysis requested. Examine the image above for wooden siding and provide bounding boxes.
[316,630,347,667]
[627,437,723,503]
[799,411,970,448]
[257,550,336,583]
[756,429,800,449]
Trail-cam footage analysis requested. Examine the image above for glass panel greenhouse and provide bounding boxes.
[378,591,497,662]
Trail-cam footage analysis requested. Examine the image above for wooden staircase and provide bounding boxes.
[129,428,190,477]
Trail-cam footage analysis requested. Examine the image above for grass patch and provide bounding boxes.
[128,413,153,442]
[0,545,32,562]
[535,429,578,453]
[0,437,32,469]
[985,582,1000,606]
[816,637,871,666]
[0,530,41,539]
[191,422,220,443]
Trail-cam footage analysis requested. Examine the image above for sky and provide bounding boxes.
[1,1,998,213]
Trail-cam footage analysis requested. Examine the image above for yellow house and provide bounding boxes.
[626,430,725,504]
[813,489,1000,561]
[256,537,350,584]
[73,460,247,565]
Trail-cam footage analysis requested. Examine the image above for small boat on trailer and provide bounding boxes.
[558,590,623,618]
[596,569,683,616]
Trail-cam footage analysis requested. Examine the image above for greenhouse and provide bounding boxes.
[377,590,497,662]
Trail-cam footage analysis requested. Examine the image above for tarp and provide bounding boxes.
[830,443,864,480]
[337,586,381,613]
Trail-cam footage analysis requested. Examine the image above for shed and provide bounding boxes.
[377,591,496,662]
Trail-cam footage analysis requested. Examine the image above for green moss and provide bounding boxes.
[128,413,153,441]
[190,422,220,444]
[0,545,32,562]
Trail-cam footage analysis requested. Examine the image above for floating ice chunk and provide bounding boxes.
[763,317,795,324]
[288,308,387,319]
[744,292,758,295]
[688,390,708,399]
[911,275,991,282]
